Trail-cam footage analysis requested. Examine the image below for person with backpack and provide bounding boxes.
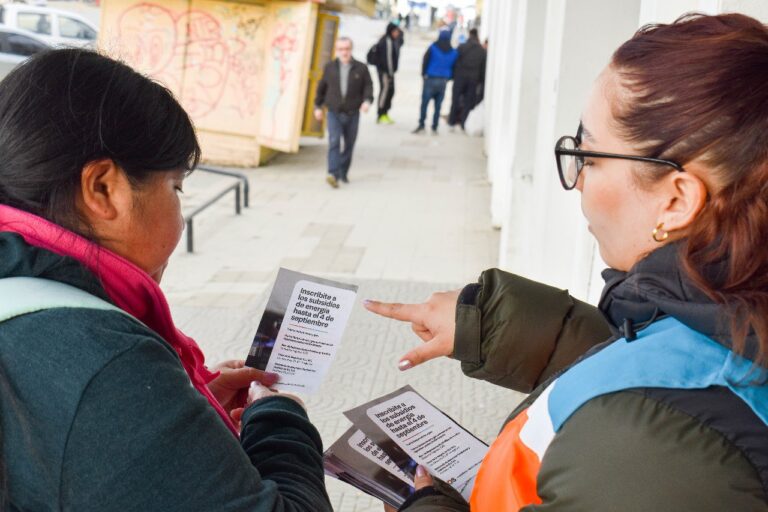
[0,49,332,511]
[413,29,458,135]
[368,22,402,125]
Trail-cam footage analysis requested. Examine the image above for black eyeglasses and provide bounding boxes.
[554,123,684,190]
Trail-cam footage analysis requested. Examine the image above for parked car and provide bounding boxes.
[15,1,48,7]
[0,4,97,48]
[0,25,50,80]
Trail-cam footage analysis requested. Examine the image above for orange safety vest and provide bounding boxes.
[470,409,542,510]
[470,382,556,511]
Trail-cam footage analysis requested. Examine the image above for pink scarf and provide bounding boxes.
[0,204,238,435]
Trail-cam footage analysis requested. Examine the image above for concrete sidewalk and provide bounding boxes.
[162,27,523,512]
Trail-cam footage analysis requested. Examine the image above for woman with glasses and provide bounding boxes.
[369,13,768,512]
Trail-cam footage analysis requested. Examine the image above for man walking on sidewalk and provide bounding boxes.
[374,23,401,125]
[314,37,373,188]
[448,28,486,131]
[413,29,457,135]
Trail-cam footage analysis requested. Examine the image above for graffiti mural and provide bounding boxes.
[100,0,317,155]
[102,0,267,135]
[257,2,314,152]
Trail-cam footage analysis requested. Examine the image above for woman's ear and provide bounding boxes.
[78,159,133,223]
[656,167,709,234]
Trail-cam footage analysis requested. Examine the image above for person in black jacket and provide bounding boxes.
[314,36,373,187]
[374,22,402,124]
[448,29,486,130]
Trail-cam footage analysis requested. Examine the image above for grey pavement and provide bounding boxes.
[161,26,524,511]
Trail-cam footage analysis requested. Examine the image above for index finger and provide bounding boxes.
[363,300,423,322]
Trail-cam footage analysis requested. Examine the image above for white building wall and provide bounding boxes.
[484,0,519,228]
[488,0,529,228]
[720,0,768,19]
[484,0,768,304]
[496,0,547,265]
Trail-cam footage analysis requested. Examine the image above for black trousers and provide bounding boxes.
[377,71,395,116]
[448,77,479,128]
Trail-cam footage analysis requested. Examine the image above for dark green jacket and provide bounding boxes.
[0,232,332,511]
[402,246,768,512]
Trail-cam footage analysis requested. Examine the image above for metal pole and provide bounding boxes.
[197,165,250,208]
[235,185,242,215]
[186,219,194,253]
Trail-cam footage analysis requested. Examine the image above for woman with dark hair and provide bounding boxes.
[0,49,331,511]
[369,13,768,512]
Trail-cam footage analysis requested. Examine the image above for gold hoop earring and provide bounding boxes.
[652,222,669,243]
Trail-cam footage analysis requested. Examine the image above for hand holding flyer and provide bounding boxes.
[365,390,487,500]
[246,268,358,393]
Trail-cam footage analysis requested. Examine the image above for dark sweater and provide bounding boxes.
[314,58,373,114]
[0,232,332,511]
[454,38,486,82]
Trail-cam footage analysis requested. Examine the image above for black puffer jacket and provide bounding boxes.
[454,38,486,82]
[402,243,768,512]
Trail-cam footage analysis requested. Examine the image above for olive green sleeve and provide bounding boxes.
[454,268,611,392]
[399,479,468,512]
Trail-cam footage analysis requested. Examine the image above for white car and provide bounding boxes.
[0,25,49,80]
[0,4,97,48]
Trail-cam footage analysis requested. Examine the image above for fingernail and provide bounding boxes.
[416,465,427,477]
[398,359,413,371]
[363,299,373,307]
[250,381,260,391]
[264,372,280,384]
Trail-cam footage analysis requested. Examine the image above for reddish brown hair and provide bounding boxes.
[611,13,768,365]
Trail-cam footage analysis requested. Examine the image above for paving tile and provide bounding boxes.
[301,222,329,237]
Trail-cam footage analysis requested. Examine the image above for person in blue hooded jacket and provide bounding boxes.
[413,29,457,135]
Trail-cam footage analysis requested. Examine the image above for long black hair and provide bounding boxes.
[0,48,201,236]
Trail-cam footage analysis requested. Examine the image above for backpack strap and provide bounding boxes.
[0,276,132,323]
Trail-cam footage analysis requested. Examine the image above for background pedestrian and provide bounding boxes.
[314,37,373,187]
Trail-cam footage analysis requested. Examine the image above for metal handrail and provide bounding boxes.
[183,166,251,253]
[197,165,250,207]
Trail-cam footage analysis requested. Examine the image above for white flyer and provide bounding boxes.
[357,389,489,501]
[246,268,358,393]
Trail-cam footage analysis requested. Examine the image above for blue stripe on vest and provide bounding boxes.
[548,316,768,431]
